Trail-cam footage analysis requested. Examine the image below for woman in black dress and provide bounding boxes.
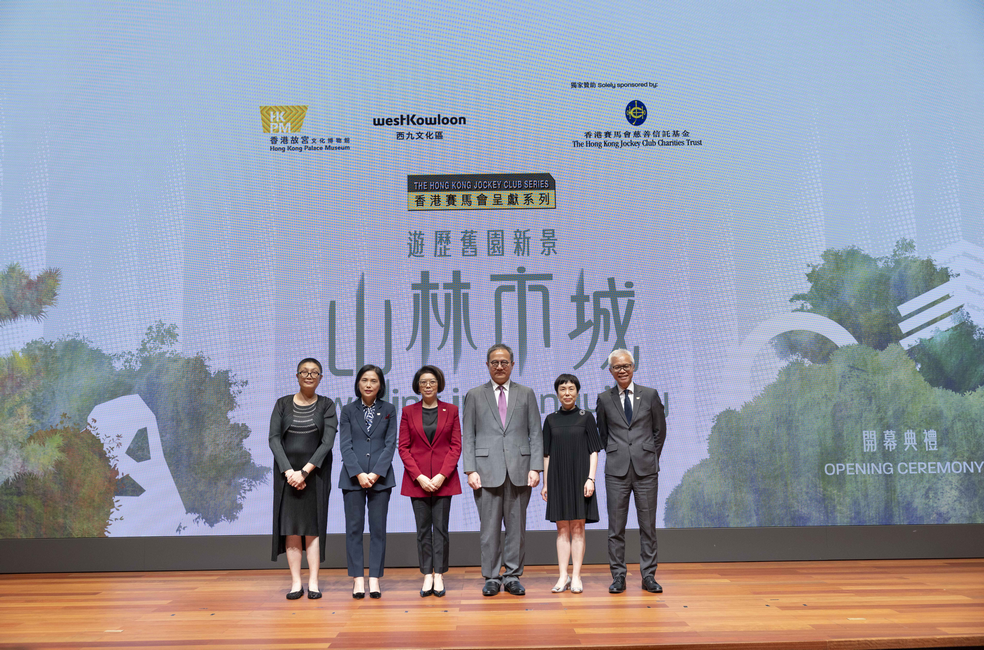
[269,358,337,600]
[540,373,602,594]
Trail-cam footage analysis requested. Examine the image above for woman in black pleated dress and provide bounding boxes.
[269,358,337,600]
[540,373,602,594]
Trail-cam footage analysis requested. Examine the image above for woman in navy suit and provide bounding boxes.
[398,365,462,597]
[338,364,397,599]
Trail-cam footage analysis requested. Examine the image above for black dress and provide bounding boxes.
[269,394,337,561]
[543,407,603,523]
[279,402,320,535]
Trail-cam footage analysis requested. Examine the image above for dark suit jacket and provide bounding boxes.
[268,394,337,561]
[398,400,463,498]
[461,380,543,488]
[596,383,666,477]
[337,398,398,491]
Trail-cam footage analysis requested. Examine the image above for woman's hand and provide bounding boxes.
[416,474,435,492]
[540,486,548,502]
[367,472,379,486]
[431,474,445,491]
[285,469,304,488]
[357,473,373,489]
[584,478,595,498]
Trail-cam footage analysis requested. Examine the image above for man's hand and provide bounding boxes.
[527,470,540,488]
[467,471,482,490]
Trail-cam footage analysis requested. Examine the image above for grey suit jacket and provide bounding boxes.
[596,384,666,478]
[337,399,398,491]
[461,381,543,488]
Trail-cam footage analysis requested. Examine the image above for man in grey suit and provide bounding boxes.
[462,343,543,596]
[596,348,667,594]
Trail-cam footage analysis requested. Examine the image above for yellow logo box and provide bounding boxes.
[260,106,308,133]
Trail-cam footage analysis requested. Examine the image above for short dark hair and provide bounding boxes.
[486,343,514,363]
[354,364,386,399]
[554,373,580,393]
[297,357,323,374]
[412,365,446,394]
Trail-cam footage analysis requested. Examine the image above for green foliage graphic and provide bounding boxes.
[0,425,119,538]
[666,344,984,527]
[0,264,61,326]
[667,240,984,528]
[1,320,269,536]
[771,239,984,394]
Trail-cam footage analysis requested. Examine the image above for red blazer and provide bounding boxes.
[398,400,463,498]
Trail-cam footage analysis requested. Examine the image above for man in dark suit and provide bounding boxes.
[462,343,543,596]
[596,348,666,594]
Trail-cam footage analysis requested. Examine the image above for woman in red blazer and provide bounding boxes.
[398,365,462,598]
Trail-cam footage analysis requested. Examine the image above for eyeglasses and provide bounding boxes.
[610,364,633,372]
[488,360,512,368]
[418,379,438,386]
[297,370,322,378]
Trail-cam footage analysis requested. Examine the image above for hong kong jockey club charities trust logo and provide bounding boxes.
[625,100,647,127]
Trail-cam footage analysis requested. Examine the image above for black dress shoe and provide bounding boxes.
[482,580,501,596]
[352,590,365,599]
[420,588,434,597]
[609,575,626,594]
[504,581,526,596]
[286,589,304,600]
[433,587,446,598]
[307,590,322,599]
[642,575,663,593]
[369,590,381,599]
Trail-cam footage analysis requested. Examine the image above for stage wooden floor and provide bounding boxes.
[0,559,982,650]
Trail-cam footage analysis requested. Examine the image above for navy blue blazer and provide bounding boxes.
[337,398,398,491]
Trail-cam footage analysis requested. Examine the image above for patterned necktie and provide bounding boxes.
[364,403,374,430]
[497,385,507,427]
[623,389,633,423]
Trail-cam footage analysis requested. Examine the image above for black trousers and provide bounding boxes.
[411,495,452,574]
[342,487,391,578]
